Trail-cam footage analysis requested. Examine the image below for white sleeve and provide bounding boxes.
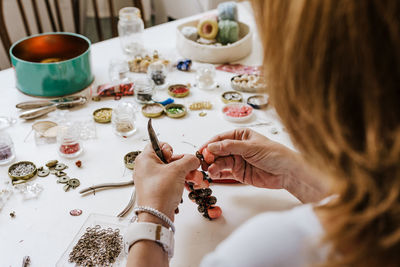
[199,204,324,267]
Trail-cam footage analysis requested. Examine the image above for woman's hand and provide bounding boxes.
[133,143,200,220]
[200,128,329,203]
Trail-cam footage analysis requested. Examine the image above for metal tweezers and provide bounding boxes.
[79,118,164,217]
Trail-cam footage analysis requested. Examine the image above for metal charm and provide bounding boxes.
[55,163,67,171]
[57,176,70,184]
[37,168,50,177]
[55,171,67,177]
[68,178,80,189]
[45,160,58,168]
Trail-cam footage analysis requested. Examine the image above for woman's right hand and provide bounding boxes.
[200,128,329,203]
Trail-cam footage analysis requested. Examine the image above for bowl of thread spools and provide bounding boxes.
[176,2,252,63]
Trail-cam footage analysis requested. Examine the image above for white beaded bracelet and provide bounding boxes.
[133,206,176,233]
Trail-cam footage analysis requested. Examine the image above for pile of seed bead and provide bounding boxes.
[189,101,213,110]
[9,163,36,177]
[69,225,123,266]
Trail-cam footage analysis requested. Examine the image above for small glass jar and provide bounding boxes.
[134,78,154,104]
[196,64,217,90]
[112,102,137,137]
[108,59,130,84]
[147,61,167,88]
[118,7,145,57]
[0,131,15,165]
[57,124,83,158]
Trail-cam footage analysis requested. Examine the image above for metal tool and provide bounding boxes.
[79,180,135,217]
[17,96,87,120]
[147,118,167,163]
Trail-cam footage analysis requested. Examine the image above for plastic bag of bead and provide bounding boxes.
[56,213,130,267]
[95,83,134,100]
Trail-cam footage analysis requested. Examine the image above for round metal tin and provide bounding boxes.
[141,103,165,118]
[247,95,269,109]
[221,91,243,104]
[93,108,112,123]
[10,32,94,97]
[124,151,142,170]
[168,84,190,98]
[165,103,187,118]
[222,103,253,122]
[8,161,37,184]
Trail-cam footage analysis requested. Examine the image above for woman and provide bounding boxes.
[127,0,400,266]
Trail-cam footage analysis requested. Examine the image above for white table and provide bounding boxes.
[0,3,300,266]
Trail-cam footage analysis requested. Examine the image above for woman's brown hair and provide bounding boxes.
[251,0,400,266]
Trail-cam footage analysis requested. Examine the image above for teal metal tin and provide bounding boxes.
[10,32,94,97]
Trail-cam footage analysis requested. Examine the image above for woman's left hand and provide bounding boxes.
[133,143,200,220]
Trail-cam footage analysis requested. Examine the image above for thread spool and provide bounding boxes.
[197,16,219,40]
[181,26,198,41]
[217,20,239,45]
[218,1,238,21]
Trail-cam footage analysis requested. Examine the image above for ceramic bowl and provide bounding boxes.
[176,20,252,63]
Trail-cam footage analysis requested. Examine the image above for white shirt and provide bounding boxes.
[200,204,326,267]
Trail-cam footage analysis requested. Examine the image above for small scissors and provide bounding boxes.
[79,119,164,217]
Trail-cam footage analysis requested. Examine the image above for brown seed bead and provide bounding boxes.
[174,207,179,214]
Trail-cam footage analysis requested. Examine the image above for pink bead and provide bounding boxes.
[207,206,222,219]
[193,179,210,189]
[70,209,82,216]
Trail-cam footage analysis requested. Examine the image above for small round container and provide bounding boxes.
[165,104,187,118]
[57,124,83,158]
[93,108,113,123]
[247,95,269,109]
[124,151,141,170]
[168,84,190,98]
[230,74,265,93]
[222,91,243,104]
[8,161,37,185]
[134,78,154,104]
[142,103,165,118]
[112,102,137,137]
[0,131,15,165]
[222,103,253,122]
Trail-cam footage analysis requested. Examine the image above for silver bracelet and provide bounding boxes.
[133,206,176,233]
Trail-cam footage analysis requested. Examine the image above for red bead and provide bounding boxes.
[207,206,222,219]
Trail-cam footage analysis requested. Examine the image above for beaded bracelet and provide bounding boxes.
[133,206,176,233]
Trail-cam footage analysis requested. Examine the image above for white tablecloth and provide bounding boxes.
[0,3,300,266]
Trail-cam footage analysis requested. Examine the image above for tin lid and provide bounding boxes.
[142,103,165,118]
[124,151,142,170]
[168,84,190,98]
[221,91,243,104]
[93,108,112,123]
[247,95,269,109]
[222,103,253,122]
[165,103,187,118]
[8,161,37,185]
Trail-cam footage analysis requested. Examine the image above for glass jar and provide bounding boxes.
[0,131,15,165]
[108,59,130,84]
[57,124,83,158]
[196,64,217,90]
[134,78,154,104]
[118,7,145,57]
[147,61,167,88]
[112,102,137,137]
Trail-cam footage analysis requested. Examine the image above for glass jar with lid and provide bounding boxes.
[57,123,83,158]
[118,7,145,57]
[111,102,137,137]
